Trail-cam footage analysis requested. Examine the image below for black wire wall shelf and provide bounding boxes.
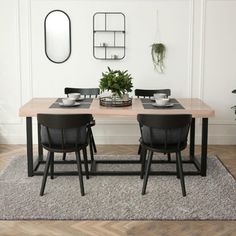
[93,12,126,60]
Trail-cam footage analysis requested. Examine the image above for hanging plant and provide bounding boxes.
[151,43,166,73]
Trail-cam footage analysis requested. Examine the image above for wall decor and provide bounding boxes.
[44,10,71,63]
[151,10,166,73]
[93,12,125,60]
[151,43,166,73]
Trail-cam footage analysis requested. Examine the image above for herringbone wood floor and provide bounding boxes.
[0,144,235,236]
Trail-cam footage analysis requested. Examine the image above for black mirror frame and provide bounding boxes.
[44,9,72,64]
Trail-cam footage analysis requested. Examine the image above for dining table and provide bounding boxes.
[19,97,215,177]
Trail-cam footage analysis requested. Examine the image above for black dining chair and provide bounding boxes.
[135,89,172,160]
[65,87,100,99]
[37,113,93,196]
[134,89,171,98]
[137,114,192,197]
[63,87,100,162]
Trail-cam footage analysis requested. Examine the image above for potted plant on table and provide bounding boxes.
[99,67,133,101]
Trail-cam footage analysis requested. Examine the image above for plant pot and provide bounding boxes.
[122,93,129,101]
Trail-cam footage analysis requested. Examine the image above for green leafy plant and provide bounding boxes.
[151,43,166,73]
[99,67,133,97]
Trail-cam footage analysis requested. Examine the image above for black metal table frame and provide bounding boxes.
[26,117,208,177]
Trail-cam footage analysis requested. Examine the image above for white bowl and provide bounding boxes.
[62,98,76,106]
[155,98,169,106]
[68,93,81,99]
[153,93,167,99]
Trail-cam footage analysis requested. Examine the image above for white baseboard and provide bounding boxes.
[0,135,27,144]
[93,135,139,145]
[206,135,236,145]
[1,134,236,145]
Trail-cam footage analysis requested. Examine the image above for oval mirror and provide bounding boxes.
[44,10,71,63]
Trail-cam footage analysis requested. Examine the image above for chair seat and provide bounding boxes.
[41,144,85,153]
[38,113,93,196]
[137,114,192,197]
[141,141,187,153]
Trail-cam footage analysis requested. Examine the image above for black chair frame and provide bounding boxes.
[137,114,192,197]
[65,87,100,98]
[63,87,100,162]
[135,89,171,98]
[135,88,172,160]
[38,113,93,196]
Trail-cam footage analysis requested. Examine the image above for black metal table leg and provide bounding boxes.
[201,118,208,176]
[189,118,195,160]
[37,121,43,161]
[26,117,33,177]
[25,116,208,177]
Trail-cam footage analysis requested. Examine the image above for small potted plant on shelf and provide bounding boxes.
[99,67,133,101]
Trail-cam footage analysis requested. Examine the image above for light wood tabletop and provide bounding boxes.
[19,97,215,118]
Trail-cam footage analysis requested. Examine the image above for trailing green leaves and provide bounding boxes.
[151,43,166,73]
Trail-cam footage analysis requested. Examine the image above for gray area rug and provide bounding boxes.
[0,155,235,220]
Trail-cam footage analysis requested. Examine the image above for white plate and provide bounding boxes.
[59,102,80,107]
[150,97,170,101]
[152,103,174,107]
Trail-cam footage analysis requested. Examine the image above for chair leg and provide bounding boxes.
[176,151,186,197]
[167,153,171,162]
[140,147,147,179]
[175,152,180,179]
[88,130,95,163]
[142,151,153,195]
[138,144,141,155]
[89,141,94,162]
[75,151,85,196]
[40,152,52,196]
[91,131,97,153]
[62,153,66,161]
[82,147,89,179]
[88,127,95,160]
[50,152,54,179]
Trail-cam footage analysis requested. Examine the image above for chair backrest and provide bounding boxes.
[135,89,171,98]
[64,87,100,98]
[137,114,192,151]
[37,114,93,151]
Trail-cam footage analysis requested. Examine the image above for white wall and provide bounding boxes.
[0,0,23,143]
[1,0,236,144]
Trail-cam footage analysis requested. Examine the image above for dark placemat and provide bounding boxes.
[49,103,91,109]
[49,98,93,109]
[55,98,93,103]
[141,98,184,110]
[143,103,184,109]
[141,98,179,103]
